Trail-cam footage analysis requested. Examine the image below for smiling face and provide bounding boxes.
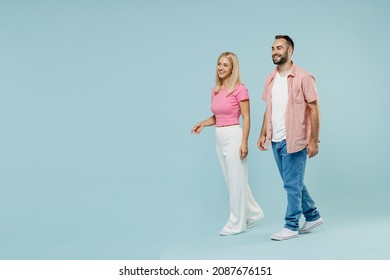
[272,38,292,65]
[217,56,233,82]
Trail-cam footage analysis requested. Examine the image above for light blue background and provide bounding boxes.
[0,0,389,259]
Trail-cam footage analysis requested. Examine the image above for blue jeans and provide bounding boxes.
[272,140,320,231]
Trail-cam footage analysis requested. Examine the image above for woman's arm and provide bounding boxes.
[239,100,250,160]
[191,115,216,134]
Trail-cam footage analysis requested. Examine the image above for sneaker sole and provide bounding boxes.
[219,231,243,236]
[246,222,255,229]
[270,234,298,241]
[299,219,323,234]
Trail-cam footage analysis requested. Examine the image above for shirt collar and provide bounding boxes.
[273,61,296,77]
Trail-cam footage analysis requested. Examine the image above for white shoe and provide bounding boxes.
[299,217,323,234]
[246,219,256,228]
[219,225,243,236]
[246,213,264,229]
[271,228,298,241]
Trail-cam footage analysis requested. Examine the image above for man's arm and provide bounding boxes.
[307,100,320,158]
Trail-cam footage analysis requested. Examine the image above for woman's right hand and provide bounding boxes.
[191,122,204,134]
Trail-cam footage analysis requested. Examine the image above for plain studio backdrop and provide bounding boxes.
[0,0,389,259]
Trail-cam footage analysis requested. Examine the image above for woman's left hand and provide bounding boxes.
[239,143,248,160]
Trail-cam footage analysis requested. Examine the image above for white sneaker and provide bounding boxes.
[246,213,264,229]
[219,225,243,236]
[299,217,323,234]
[246,219,255,228]
[270,228,299,241]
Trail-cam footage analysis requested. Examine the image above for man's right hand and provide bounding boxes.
[257,135,269,151]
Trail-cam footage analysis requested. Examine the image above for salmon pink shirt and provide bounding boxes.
[211,83,249,127]
[262,64,319,153]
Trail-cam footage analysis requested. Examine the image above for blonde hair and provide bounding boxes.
[214,52,241,95]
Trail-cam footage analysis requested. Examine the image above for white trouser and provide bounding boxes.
[215,125,263,233]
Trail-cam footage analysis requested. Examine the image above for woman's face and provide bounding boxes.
[217,56,233,81]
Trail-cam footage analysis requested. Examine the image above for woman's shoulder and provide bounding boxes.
[235,83,248,93]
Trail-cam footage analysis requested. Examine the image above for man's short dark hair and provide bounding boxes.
[275,35,294,51]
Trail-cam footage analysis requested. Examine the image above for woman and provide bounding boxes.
[191,52,264,236]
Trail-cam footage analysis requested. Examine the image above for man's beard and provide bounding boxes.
[272,55,288,65]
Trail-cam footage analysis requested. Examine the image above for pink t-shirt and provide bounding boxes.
[211,83,249,127]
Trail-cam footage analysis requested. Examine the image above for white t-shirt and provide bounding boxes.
[271,72,289,142]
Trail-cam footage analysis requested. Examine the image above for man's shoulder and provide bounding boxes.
[293,65,313,78]
[265,68,277,82]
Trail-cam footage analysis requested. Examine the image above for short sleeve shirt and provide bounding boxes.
[262,64,319,153]
[211,83,249,127]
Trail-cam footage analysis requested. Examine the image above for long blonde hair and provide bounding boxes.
[214,52,241,95]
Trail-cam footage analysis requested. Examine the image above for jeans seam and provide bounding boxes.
[297,150,304,219]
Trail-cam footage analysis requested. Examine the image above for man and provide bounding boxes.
[257,35,323,241]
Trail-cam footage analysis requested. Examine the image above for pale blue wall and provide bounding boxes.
[0,0,388,259]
